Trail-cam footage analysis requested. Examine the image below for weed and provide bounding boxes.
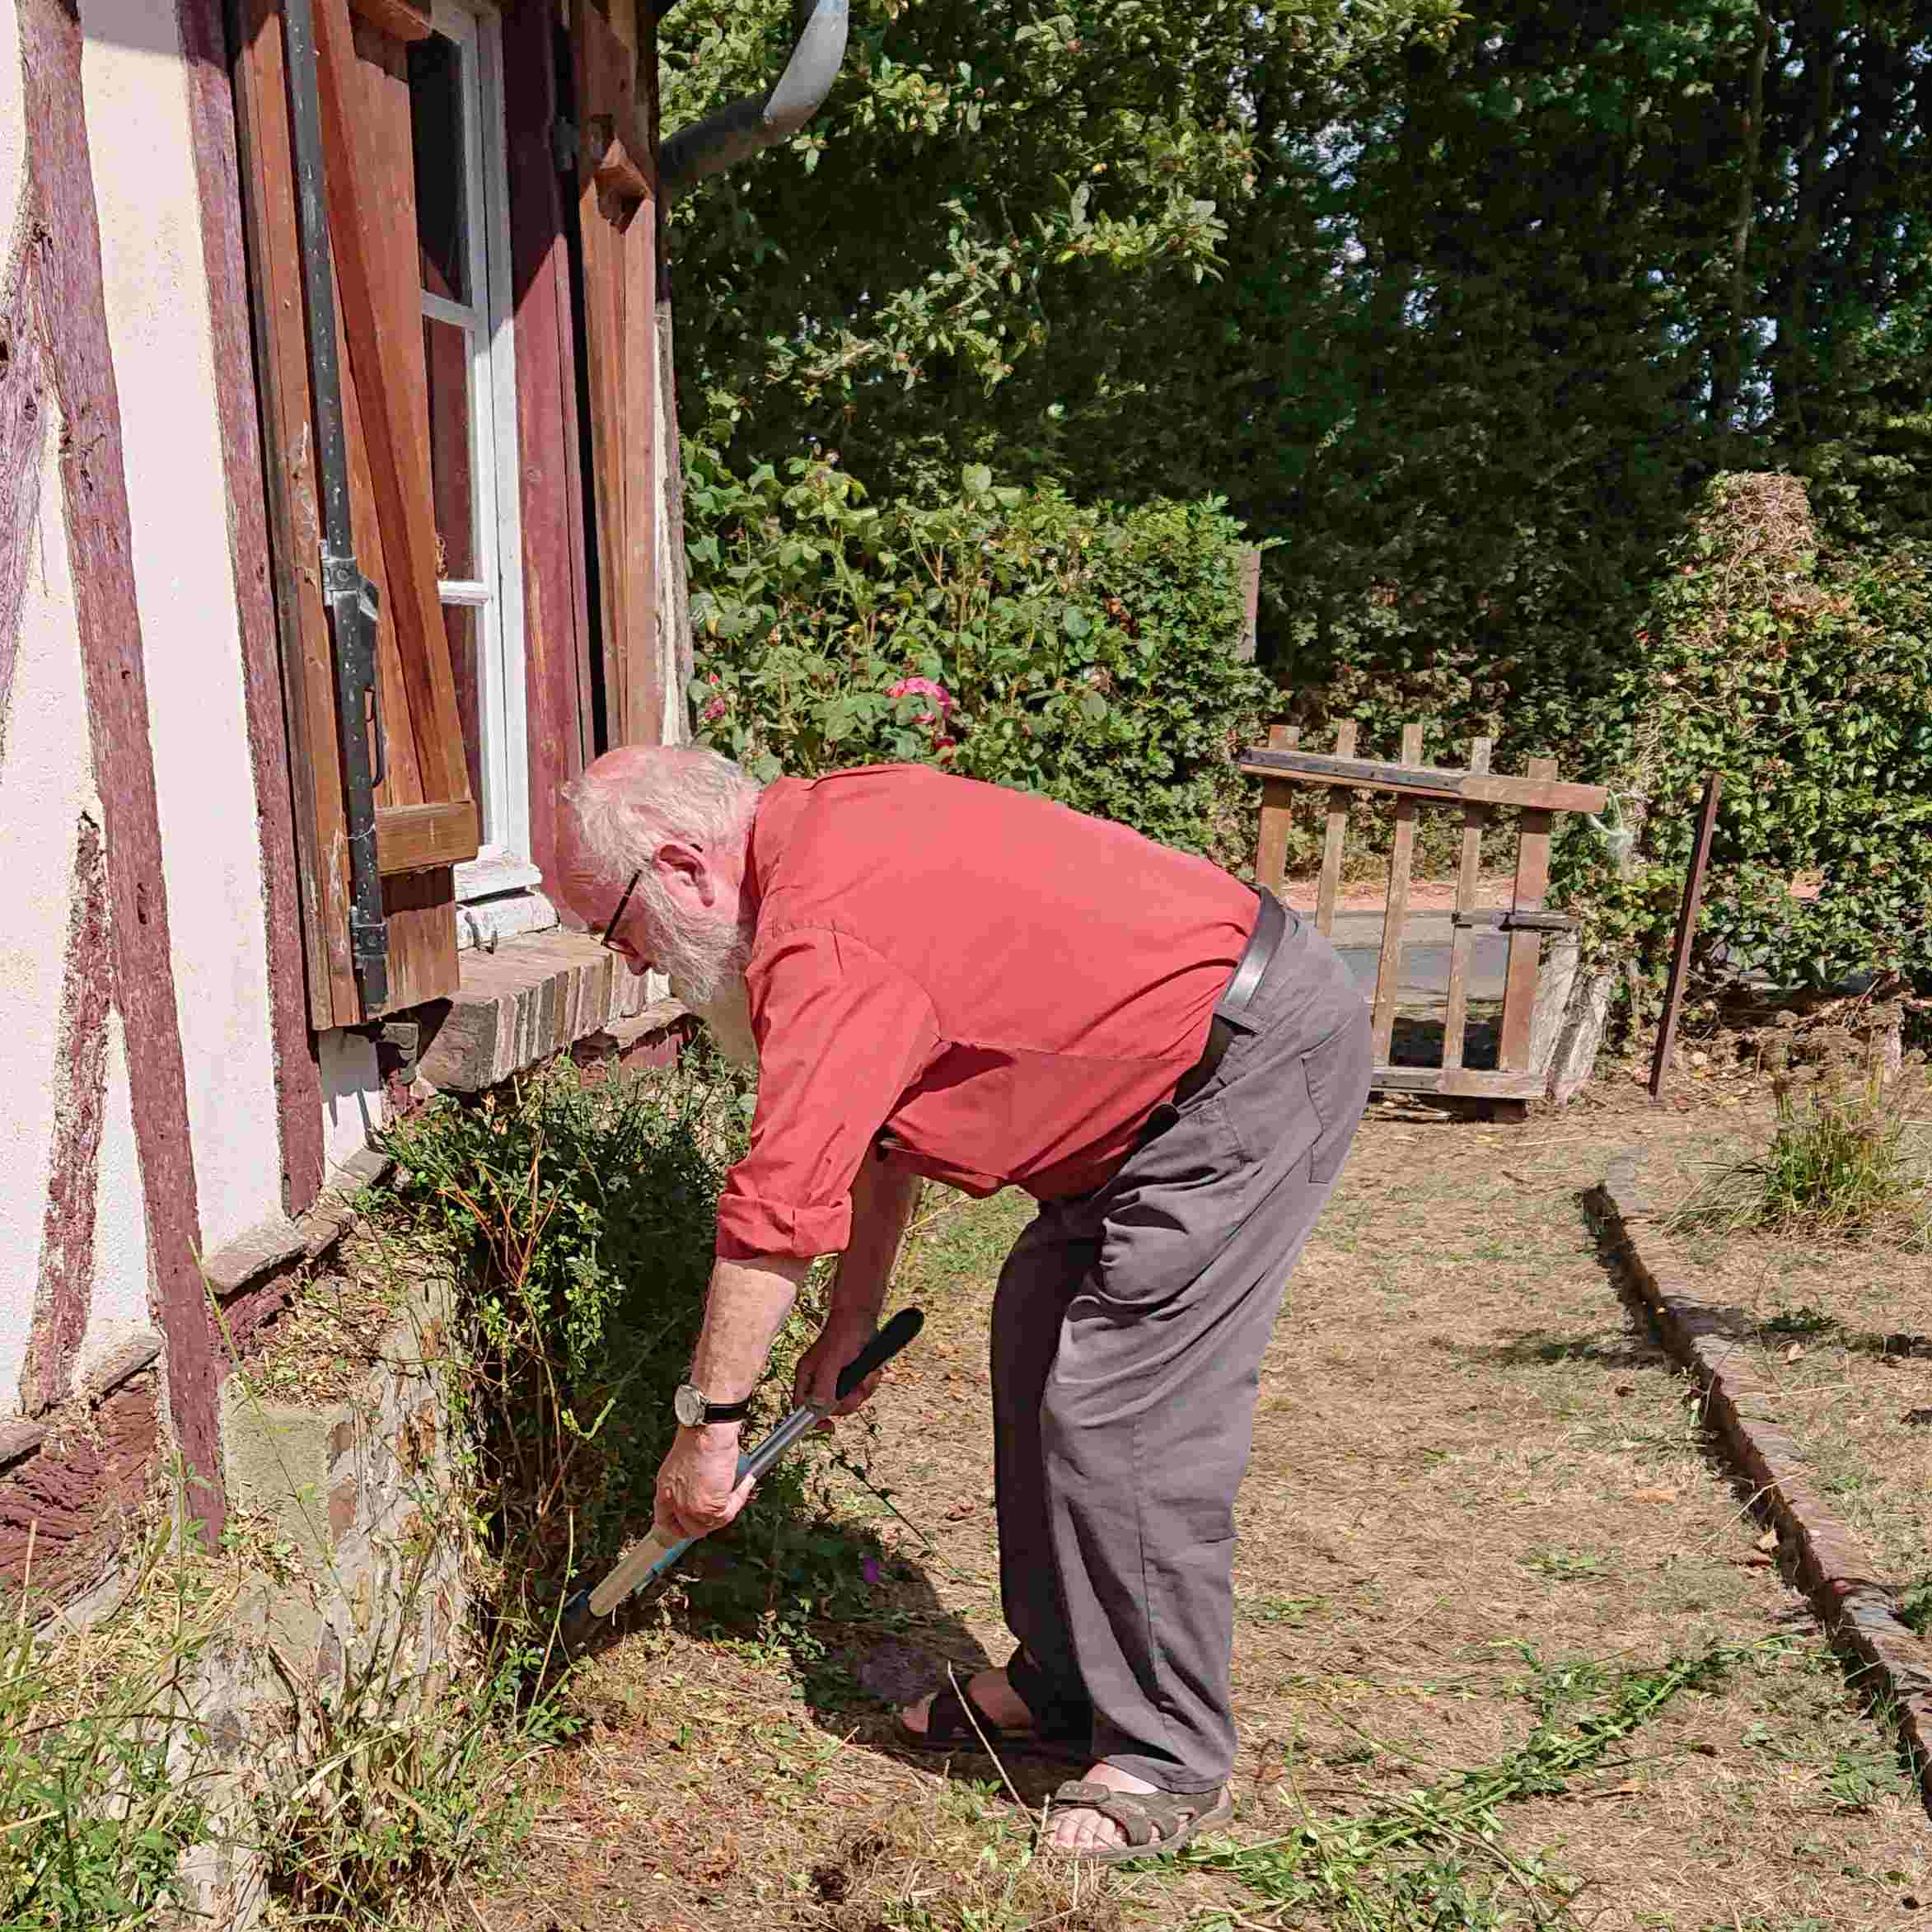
[1762,1304,1840,1337]
[1242,1594,1329,1627]
[0,1521,216,1929]
[1519,1547,1610,1583]
[1671,1050,1930,1246]
[1186,1643,1774,1925]
[1822,1743,1905,1812]
[257,1643,575,1922]
[1896,1576,1932,1635]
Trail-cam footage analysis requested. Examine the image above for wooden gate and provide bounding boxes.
[1244,721,1609,1105]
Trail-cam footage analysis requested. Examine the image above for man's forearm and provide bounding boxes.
[828,1156,923,1328]
[690,1254,812,1402]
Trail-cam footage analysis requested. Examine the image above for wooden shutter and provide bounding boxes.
[233,0,479,1029]
[573,0,662,749]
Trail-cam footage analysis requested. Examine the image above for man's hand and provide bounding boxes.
[792,1313,886,1420]
[655,1423,755,1540]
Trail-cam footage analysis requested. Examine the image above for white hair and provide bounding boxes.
[559,746,765,1008]
[559,746,764,892]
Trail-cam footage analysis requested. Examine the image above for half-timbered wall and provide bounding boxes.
[2,0,685,1606]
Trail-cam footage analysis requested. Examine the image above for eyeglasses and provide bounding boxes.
[599,869,642,952]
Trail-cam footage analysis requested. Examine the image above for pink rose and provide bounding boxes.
[702,697,727,722]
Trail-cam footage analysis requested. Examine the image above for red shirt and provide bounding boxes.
[713,766,1258,1261]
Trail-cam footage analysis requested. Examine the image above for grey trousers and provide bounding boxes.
[991,906,1371,1793]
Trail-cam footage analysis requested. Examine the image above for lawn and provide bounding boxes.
[461,1077,1932,1932]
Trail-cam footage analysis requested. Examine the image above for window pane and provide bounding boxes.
[443,601,484,816]
[409,31,468,304]
[422,316,475,579]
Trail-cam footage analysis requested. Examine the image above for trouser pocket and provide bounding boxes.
[1301,1005,1372,1183]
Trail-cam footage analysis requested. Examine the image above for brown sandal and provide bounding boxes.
[1043,1780,1234,1864]
[894,1674,1090,1761]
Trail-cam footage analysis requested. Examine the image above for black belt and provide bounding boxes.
[1172,887,1289,1107]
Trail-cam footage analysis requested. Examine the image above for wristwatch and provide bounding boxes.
[673,1382,752,1428]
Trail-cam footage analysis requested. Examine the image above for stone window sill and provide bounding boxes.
[414,929,688,1093]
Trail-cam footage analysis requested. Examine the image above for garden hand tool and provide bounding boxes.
[556,1306,924,1654]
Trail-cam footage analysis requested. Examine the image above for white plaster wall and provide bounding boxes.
[0,428,105,1416]
[318,1030,381,1174]
[0,0,23,274]
[72,1014,155,1388]
[80,0,283,1255]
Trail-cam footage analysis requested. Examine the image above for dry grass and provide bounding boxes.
[452,1080,1931,1932]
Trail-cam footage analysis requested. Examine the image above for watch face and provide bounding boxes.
[673,1384,705,1428]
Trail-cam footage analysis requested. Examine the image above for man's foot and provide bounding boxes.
[1046,1760,1156,1855]
[897,1667,1035,1742]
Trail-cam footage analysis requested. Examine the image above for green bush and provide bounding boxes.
[373,1058,886,1664]
[684,447,1270,865]
[1549,474,1932,1007]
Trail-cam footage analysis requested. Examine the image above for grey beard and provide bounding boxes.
[678,975,758,1070]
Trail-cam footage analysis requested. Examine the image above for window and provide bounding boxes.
[409,0,538,927]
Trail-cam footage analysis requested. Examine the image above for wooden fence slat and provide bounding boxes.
[1370,722,1425,1064]
[1499,755,1558,1072]
[1314,719,1358,936]
[1237,748,1606,816]
[1440,734,1492,1072]
[1254,722,1299,892]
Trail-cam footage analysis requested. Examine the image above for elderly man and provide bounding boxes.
[553,745,1369,1862]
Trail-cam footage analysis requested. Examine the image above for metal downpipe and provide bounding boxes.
[658,0,849,204]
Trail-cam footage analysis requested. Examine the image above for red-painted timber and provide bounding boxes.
[26,816,113,1415]
[504,0,592,894]
[0,1377,161,1604]
[21,0,226,1539]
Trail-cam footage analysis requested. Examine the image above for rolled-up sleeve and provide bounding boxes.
[713,926,940,1261]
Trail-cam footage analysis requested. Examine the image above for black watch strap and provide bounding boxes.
[699,1395,752,1424]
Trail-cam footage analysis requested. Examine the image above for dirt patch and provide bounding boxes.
[465,1092,1930,1932]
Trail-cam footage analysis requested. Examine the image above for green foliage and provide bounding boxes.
[1671,1053,1930,1247]
[0,1545,211,1928]
[684,448,1270,862]
[661,0,1463,487]
[662,0,1932,899]
[260,1645,571,1923]
[1186,1642,1780,1927]
[1549,474,1932,1005]
[373,1060,890,1663]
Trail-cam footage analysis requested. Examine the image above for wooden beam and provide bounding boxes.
[1369,723,1424,1065]
[1372,1066,1546,1100]
[1313,719,1357,936]
[1440,734,1492,1073]
[1253,723,1298,892]
[1498,755,1558,1074]
[1239,747,1607,816]
[376,799,480,873]
[24,0,224,1534]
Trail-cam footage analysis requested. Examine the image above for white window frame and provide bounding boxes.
[422,0,540,916]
